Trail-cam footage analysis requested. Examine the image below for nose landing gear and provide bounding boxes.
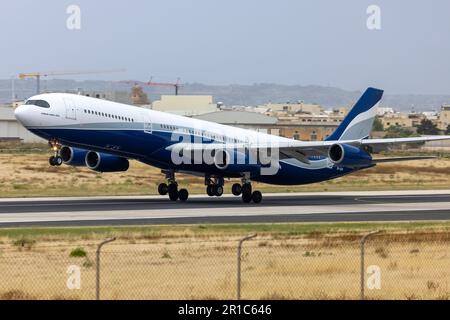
[48,140,63,167]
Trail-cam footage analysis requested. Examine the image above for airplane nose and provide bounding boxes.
[14,105,29,126]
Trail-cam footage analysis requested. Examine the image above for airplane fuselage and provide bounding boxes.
[14,93,358,185]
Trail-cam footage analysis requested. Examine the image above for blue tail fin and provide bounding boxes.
[326,87,384,141]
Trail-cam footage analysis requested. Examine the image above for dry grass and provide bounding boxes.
[0,152,449,197]
[1,225,450,299]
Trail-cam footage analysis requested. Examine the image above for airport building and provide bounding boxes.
[74,90,133,105]
[263,101,323,115]
[152,95,218,116]
[0,105,44,142]
[193,110,339,140]
[193,111,279,134]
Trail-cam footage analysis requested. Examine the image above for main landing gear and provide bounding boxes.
[205,176,224,197]
[48,140,63,166]
[231,180,262,204]
[157,172,263,204]
[206,175,262,204]
[158,170,189,202]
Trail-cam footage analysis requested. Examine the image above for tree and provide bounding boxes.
[446,124,450,135]
[384,125,414,138]
[417,119,439,135]
[372,117,384,131]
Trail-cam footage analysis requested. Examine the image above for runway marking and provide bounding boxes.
[1,191,450,226]
[1,202,449,224]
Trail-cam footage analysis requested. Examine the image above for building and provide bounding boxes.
[332,107,349,117]
[193,110,279,134]
[438,104,450,131]
[193,110,341,141]
[380,112,414,128]
[130,86,150,105]
[152,95,217,116]
[264,102,323,115]
[75,90,132,105]
[376,107,395,116]
[0,105,44,142]
[277,123,337,141]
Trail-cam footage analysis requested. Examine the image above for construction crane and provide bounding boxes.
[148,77,182,95]
[18,69,125,94]
[119,77,183,96]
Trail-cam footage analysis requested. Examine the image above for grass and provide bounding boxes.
[69,247,87,258]
[0,148,449,198]
[11,237,36,250]
[1,222,450,299]
[1,221,450,242]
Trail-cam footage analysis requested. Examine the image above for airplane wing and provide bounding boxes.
[168,135,450,152]
[371,156,437,163]
[167,135,450,164]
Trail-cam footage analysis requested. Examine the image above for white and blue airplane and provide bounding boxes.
[14,87,450,203]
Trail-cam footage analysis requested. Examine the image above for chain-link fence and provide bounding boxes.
[0,231,450,300]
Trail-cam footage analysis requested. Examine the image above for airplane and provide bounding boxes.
[14,87,450,203]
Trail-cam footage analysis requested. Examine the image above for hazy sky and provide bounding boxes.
[1,0,449,94]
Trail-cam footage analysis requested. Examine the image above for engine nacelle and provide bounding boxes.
[85,151,129,172]
[213,149,259,173]
[328,144,372,167]
[60,146,88,166]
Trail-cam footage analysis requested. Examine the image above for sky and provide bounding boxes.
[0,0,449,95]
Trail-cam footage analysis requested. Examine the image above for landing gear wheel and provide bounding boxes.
[49,156,62,166]
[242,191,253,203]
[178,189,189,201]
[241,182,253,203]
[168,183,178,201]
[213,185,224,197]
[158,183,168,195]
[231,183,242,196]
[206,185,215,197]
[252,191,262,204]
[242,183,252,195]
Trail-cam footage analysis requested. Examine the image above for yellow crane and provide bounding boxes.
[18,69,125,94]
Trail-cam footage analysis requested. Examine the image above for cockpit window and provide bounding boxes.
[25,100,50,108]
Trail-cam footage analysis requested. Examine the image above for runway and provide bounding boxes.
[1,190,450,227]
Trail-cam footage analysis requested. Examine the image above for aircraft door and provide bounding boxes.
[63,98,76,120]
[141,111,152,133]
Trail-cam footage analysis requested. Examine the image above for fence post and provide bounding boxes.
[360,230,381,300]
[237,234,257,300]
[96,237,116,300]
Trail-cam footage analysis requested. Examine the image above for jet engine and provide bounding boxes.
[85,151,129,172]
[60,146,89,166]
[328,144,372,167]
